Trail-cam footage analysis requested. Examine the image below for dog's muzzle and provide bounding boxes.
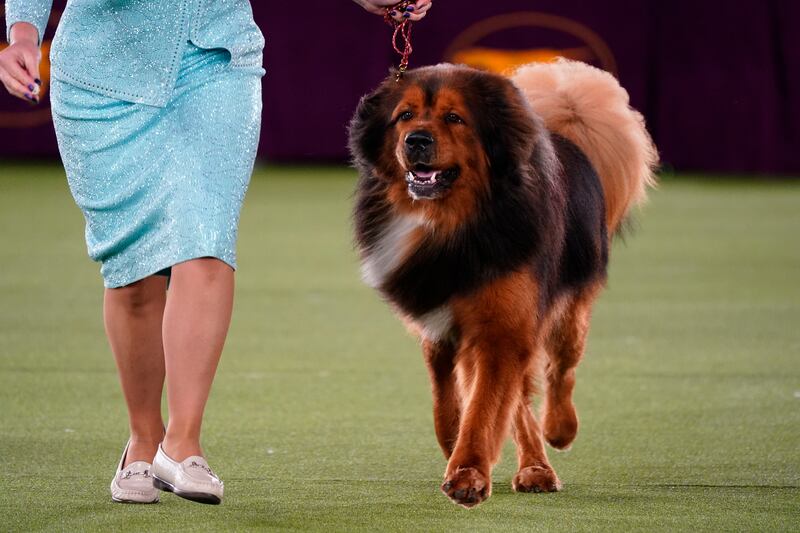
[405,166,460,200]
[402,131,460,200]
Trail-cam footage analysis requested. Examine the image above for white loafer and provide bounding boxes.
[151,444,223,505]
[110,440,159,504]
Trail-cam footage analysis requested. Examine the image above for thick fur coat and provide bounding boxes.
[349,60,657,508]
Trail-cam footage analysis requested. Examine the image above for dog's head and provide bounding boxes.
[349,64,542,227]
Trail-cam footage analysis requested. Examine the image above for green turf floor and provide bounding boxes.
[0,164,798,532]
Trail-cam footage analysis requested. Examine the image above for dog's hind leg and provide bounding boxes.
[422,339,461,459]
[543,285,600,450]
[511,375,561,493]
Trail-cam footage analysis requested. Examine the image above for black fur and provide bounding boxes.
[552,135,609,293]
[349,66,608,318]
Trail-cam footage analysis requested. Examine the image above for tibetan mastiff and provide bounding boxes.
[348,59,657,508]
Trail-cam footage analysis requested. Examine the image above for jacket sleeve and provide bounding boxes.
[5,0,53,44]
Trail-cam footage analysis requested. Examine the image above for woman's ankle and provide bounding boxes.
[120,423,165,467]
[129,421,165,443]
[162,433,204,462]
[124,437,161,467]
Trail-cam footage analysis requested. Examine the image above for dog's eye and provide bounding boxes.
[445,112,465,125]
[399,111,414,122]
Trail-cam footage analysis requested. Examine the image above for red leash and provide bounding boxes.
[384,1,414,81]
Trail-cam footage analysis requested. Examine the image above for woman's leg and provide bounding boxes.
[161,257,235,460]
[104,276,168,465]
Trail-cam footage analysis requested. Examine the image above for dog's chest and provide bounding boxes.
[360,214,456,342]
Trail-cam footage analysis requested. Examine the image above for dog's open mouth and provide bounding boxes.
[405,166,460,200]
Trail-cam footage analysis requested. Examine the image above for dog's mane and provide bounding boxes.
[350,66,608,317]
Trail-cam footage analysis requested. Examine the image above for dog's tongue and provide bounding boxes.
[414,170,437,181]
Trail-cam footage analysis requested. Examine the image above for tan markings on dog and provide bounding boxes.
[511,357,561,494]
[439,271,543,507]
[390,85,427,167]
[387,86,490,235]
[421,339,461,458]
[541,282,603,451]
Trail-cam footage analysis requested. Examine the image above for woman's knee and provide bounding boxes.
[173,257,233,285]
[107,277,166,313]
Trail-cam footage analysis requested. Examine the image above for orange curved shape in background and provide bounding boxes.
[444,12,618,78]
[452,46,596,76]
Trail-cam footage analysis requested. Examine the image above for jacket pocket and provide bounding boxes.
[191,0,265,69]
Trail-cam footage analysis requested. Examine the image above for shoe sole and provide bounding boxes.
[111,495,159,504]
[152,475,221,505]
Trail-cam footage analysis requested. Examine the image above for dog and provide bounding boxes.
[348,59,657,508]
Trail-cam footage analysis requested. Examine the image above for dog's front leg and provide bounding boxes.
[422,339,460,459]
[440,337,530,508]
[438,272,538,508]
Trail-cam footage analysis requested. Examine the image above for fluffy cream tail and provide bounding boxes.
[512,59,658,232]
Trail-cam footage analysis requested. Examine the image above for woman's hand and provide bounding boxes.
[0,22,42,103]
[354,0,433,23]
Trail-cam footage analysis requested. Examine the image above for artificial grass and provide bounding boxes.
[0,164,798,532]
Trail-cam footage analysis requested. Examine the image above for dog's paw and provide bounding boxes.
[543,403,578,450]
[512,465,561,493]
[441,467,491,508]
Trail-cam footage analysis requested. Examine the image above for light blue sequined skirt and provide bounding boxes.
[51,42,264,288]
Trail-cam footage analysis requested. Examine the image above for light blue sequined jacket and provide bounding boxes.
[5,0,264,106]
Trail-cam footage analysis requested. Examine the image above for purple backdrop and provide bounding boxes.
[1,0,799,174]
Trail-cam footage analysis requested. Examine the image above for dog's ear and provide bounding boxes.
[348,78,401,173]
[468,73,538,182]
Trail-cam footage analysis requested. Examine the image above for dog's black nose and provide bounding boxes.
[405,130,434,151]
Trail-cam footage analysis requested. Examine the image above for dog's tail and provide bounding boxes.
[512,59,658,233]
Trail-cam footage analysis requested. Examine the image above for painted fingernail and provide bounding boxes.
[389,10,396,16]
[406,5,415,10]
[403,12,410,18]
[34,78,41,85]
[28,84,35,91]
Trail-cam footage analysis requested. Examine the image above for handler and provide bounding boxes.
[0,0,432,505]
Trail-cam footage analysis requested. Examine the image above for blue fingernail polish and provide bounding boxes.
[403,12,410,18]
[28,84,35,91]
[25,93,33,100]
[35,78,41,85]
[406,5,414,10]
[390,10,396,15]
